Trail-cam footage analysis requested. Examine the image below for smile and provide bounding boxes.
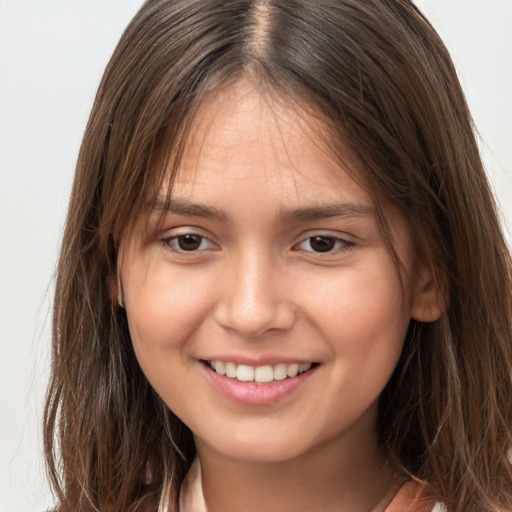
[207,360,315,384]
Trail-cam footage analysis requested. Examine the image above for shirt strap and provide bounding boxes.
[385,481,438,512]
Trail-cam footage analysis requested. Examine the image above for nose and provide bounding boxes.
[214,251,296,338]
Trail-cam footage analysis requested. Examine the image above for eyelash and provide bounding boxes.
[161,232,354,255]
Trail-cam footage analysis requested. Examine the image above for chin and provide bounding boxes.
[195,427,314,464]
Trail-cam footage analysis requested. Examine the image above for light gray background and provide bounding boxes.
[1,1,511,511]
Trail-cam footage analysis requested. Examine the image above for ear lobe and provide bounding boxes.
[108,245,126,308]
[411,267,448,322]
[107,272,125,308]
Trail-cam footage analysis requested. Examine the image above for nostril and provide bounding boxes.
[213,298,296,338]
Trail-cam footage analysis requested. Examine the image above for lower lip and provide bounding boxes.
[200,363,318,406]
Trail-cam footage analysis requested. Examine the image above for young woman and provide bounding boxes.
[44,1,512,511]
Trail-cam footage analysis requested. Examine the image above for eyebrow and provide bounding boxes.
[153,197,228,221]
[153,197,373,223]
[280,203,374,222]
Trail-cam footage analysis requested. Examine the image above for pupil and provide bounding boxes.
[310,236,335,252]
[178,234,201,251]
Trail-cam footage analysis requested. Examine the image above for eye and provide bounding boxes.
[296,235,352,253]
[162,233,216,252]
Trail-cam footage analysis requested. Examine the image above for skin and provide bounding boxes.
[120,79,440,511]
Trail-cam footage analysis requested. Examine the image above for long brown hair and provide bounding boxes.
[44,1,512,511]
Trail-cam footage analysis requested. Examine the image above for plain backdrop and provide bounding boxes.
[0,1,511,511]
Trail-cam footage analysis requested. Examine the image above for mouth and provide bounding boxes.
[204,360,318,385]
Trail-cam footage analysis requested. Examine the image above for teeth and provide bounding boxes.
[254,365,274,383]
[299,363,312,374]
[213,361,226,376]
[208,361,314,383]
[286,363,299,378]
[225,362,237,378]
[273,364,287,381]
[236,364,254,382]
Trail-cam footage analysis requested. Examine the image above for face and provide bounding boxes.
[120,79,430,465]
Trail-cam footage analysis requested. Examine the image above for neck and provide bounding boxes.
[195,419,402,512]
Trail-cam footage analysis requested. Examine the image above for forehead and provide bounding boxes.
[165,78,370,209]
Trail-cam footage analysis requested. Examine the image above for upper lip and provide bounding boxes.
[199,355,319,366]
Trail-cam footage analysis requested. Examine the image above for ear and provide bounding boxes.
[107,271,125,308]
[411,265,448,322]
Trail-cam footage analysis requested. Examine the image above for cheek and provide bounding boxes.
[309,258,410,381]
[122,258,220,407]
[340,283,408,347]
[322,266,407,333]
[123,255,216,358]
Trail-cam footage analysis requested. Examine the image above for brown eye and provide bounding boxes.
[295,235,353,254]
[308,236,336,252]
[163,233,215,252]
[176,234,202,251]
